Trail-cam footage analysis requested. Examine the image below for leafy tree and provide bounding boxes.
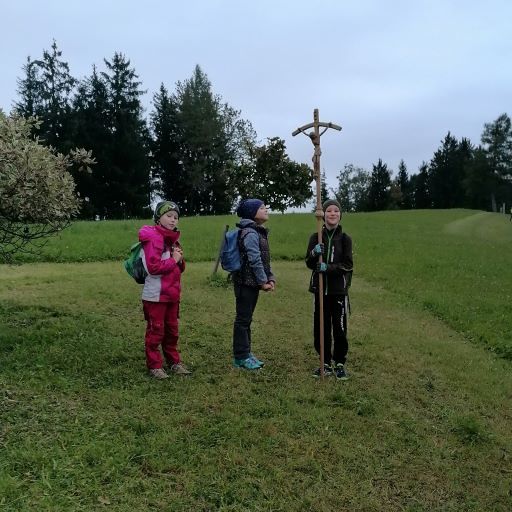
[367,158,391,211]
[235,137,313,212]
[481,113,512,179]
[0,112,94,261]
[331,163,370,212]
[480,113,512,210]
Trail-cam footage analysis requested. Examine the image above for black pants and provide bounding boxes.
[314,294,348,365]
[233,283,260,360]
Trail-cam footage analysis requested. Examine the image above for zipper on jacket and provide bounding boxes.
[324,229,335,295]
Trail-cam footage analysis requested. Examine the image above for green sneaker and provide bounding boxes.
[233,356,262,370]
[249,353,264,367]
[333,363,349,380]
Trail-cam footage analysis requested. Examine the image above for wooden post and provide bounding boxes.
[293,109,341,380]
[212,224,229,275]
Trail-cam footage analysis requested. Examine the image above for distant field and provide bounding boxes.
[8,209,512,358]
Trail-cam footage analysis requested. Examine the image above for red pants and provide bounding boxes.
[142,300,180,369]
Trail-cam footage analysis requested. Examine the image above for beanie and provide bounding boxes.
[154,200,180,222]
[322,199,342,212]
[236,198,264,220]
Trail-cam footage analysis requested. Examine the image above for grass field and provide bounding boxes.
[1,209,512,511]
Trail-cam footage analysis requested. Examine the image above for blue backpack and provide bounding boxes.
[220,229,242,272]
[220,228,255,272]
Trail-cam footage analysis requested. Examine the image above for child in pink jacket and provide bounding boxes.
[139,200,191,379]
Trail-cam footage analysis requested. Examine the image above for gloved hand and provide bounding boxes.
[310,243,324,258]
[316,262,328,273]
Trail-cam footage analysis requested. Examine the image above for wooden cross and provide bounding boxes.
[292,109,342,380]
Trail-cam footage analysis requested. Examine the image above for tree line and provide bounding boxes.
[331,116,512,213]
[9,41,512,218]
[12,41,312,219]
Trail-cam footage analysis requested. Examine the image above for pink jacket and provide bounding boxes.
[139,225,185,302]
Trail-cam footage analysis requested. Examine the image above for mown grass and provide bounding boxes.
[1,261,512,511]
[9,209,512,357]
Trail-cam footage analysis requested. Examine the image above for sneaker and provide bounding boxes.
[169,362,192,375]
[313,363,333,378]
[149,368,169,380]
[249,353,265,367]
[333,363,349,380]
[233,356,262,370]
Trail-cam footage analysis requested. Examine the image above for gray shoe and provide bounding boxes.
[313,364,333,378]
[149,368,169,380]
[169,362,192,375]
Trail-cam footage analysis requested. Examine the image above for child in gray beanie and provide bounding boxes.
[305,199,353,379]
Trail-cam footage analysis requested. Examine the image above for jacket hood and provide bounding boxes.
[139,224,180,244]
[237,219,257,229]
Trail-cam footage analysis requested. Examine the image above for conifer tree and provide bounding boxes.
[99,53,150,218]
[14,40,75,152]
[152,65,256,215]
[70,67,112,218]
[367,159,391,211]
[410,163,430,209]
[395,159,411,209]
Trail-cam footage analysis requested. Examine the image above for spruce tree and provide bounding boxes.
[150,84,183,208]
[70,67,112,218]
[14,41,75,152]
[410,163,430,208]
[156,65,256,215]
[396,159,411,209]
[367,159,391,211]
[100,53,150,218]
[429,133,472,209]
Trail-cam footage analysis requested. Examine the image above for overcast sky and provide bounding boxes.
[2,0,511,188]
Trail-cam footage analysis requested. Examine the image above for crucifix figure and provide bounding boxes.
[293,109,342,380]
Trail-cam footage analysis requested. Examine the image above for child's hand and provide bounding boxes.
[310,243,324,258]
[261,283,273,292]
[172,247,183,263]
[316,262,328,273]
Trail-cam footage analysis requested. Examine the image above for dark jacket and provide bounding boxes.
[233,219,275,288]
[305,225,353,295]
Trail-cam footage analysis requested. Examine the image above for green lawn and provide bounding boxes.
[1,210,512,510]
[9,209,512,357]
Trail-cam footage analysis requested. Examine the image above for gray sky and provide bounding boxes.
[2,0,511,188]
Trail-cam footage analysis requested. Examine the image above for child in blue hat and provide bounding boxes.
[231,199,275,370]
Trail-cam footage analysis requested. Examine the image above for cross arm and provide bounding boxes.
[292,121,342,136]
